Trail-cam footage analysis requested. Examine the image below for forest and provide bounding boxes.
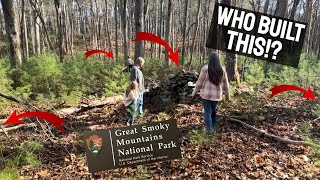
[0,0,320,179]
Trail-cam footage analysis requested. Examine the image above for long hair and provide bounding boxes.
[208,52,224,86]
[125,81,139,96]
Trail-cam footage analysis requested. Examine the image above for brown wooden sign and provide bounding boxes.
[83,119,182,173]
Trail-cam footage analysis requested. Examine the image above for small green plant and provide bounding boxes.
[304,137,320,161]
[0,167,21,180]
[0,141,42,179]
[156,112,167,121]
[188,129,217,146]
[299,122,313,135]
[137,165,151,180]
[1,141,43,172]
[180,158,190,168]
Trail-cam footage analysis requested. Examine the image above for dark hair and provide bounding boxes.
[208,52,224,86]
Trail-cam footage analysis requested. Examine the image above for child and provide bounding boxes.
[123,81,139,126]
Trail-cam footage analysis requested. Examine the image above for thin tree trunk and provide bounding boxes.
[304,0,315,54]
[222,0,240,85]
[164,0,173,65]
[134,0,145,60]
[188,0,201,70]
[181,0,188,68]
[263,0,269,14]
[114,0,119,59]
[289,0,300,20]
[158,0,164,60]
[21,0,29,62]
[104,0,112,51]
[274,0,288,17]
[54,0,64,62]
[34,0,41,55]
[29,0,55,53]
[119,0,129,62]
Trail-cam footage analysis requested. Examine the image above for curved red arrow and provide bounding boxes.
[269,85,317,101]
[3,110,65,133]
[132,32,180,66]
[85,50,114,59]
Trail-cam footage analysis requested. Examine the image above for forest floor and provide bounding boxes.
[0,91,320,179]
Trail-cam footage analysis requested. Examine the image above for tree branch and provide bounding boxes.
[229,117,317,147]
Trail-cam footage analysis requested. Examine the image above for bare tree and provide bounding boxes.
[188,0,201,70]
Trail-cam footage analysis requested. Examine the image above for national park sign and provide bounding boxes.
[83,119,182,173]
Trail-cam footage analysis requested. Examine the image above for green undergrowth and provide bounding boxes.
[0,53,129,106]
[0,141,43,180]
[188,129,217,146]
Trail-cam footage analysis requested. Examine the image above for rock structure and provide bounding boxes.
[145,71,198,104]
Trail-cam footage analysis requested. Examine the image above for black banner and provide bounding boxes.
[206,3,307,68]
[83,120,181,173]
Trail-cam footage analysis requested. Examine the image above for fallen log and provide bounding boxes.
[0,92,39,110]
[181,108,319,147]
[0,123,37,133]
[229,117,319,147]
[56,95,123,116]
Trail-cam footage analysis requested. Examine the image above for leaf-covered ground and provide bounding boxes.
[1,91,320,179]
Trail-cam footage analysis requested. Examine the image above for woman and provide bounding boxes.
[191,52,230,134]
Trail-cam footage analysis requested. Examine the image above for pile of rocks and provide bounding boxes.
[145,71,199,104]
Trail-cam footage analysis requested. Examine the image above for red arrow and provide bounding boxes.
[3,110,65,133]
[132,32,180,66]
[269,85,317,101]
[84,50,114,59]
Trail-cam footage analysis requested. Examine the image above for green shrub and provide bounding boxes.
[243,61,265,86]
[18,53,62,99]
[0,59,12,93]
[61,54,129,104]
[0,54,130,105]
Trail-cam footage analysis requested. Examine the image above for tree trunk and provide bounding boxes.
[21,0,29,62]
[222,0,240,86]
[164,0,173,65]
[104,0,112,51]
[181,0,188,67]
[304,0,315,54]
[134,0,145,60]
[114,0,119,60]
[34,0,41,55]
[119,0,129,62]
[263,0,269,14]
[0,8,3,35]
[0,0,22,68]
[158,0,164,60]
[274,0,288,17]
[289,0,300,20]
[54,0,64,62]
